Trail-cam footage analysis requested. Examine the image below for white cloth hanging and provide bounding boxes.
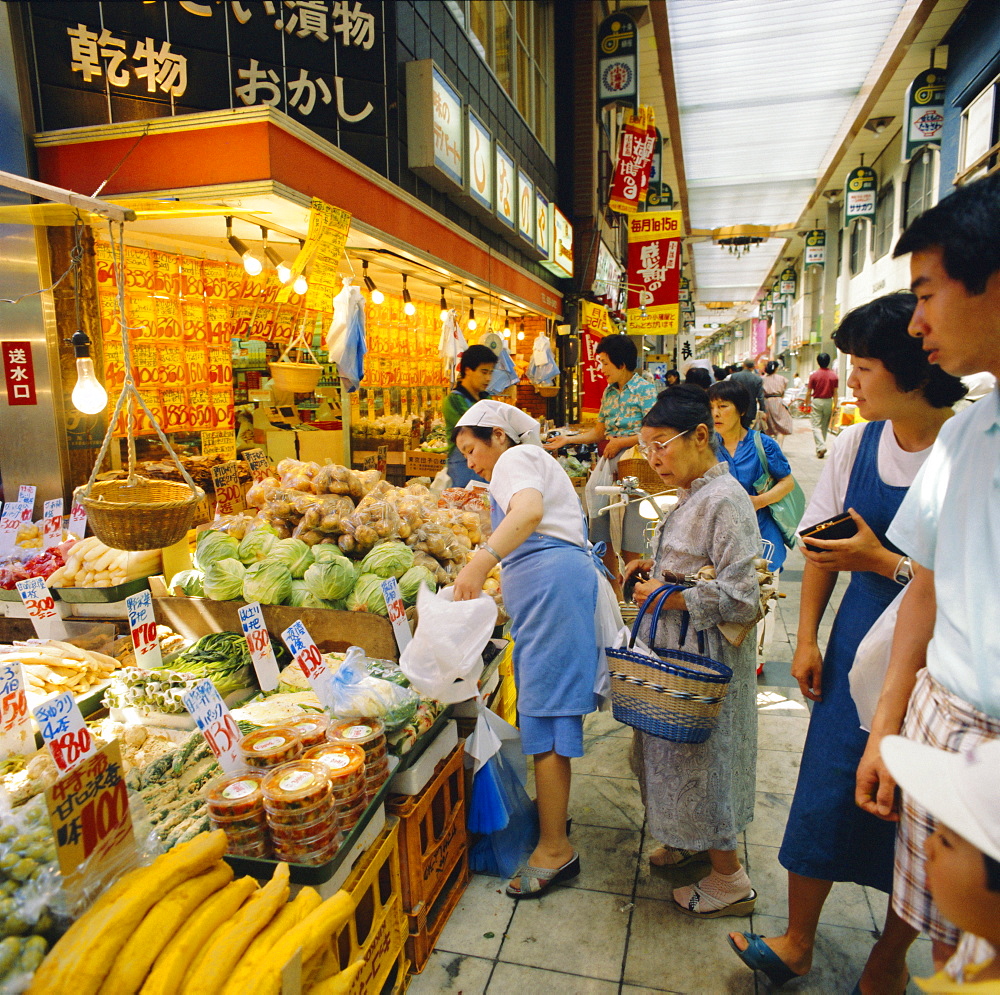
[526,334,558,385]
[438,309,467,381]
[325,278,367,391]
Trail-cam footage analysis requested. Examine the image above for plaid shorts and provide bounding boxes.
[892,669,1000,944]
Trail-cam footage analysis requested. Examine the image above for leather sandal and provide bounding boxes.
[506,853,580,899]
[673,884,757,918]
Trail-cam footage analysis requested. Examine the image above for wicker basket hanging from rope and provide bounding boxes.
[269,325,323,393]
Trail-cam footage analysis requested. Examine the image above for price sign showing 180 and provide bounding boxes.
[33,691,96,774]
[238,602,280,692]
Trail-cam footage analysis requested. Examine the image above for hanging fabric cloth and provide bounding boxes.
[526,333,559,386]
[326,278,367,392]
[487,343,521,394]
[438,308,467,381]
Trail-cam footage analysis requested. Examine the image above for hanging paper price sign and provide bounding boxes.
[281,620,334,709]
[125,590,162,669]
[201,429,236,460]
[68,501,88,540]
[242,449,270,483]
[17,486,36,511]
[211,461,245,517]
[238,602,280,692]
[33,691,96,774]
[0,503,24,555]
[43,498,63,549]
[45,740,136,913]
[181,679,244,774]
[380,577,412,653]
[0,661,32,760]
[16,576,67,639]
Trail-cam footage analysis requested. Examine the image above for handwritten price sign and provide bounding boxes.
[0,502,31,555]
[242,449,270,483]
[45,740,136,913]
[17,485,36,511]
[43,498,63,549]
[201,429,237,460]
[181,679,244,774]
[16,576,67,639]
[125,590,162,669]
[211,461,245,516]
[0,662,32,760]
[281,620,334,709]
[380,577,412,652]
[68,501,88,540]
[33,691,96,774]
[238,602,280,691]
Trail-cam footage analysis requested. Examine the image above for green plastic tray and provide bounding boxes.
[0,586,59,602]
[54,576,152,603]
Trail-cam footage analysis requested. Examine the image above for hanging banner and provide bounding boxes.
[579,299,616,340]
[581,330,607,414]
[804,230,826,267]
[644,128,664,209]
[608,106,656,214]
[904,69,946,162]
[779,266,798,298]
[626,210,684,335]
[676,326,696,367]
[844,166,877,222]
[597,12,638,112]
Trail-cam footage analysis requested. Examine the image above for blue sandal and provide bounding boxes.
[727,932,801,988]
[506,853,580,899]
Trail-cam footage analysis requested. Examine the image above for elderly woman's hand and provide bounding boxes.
[623,559,653,583]
[800,508,886,574]
[452,560,490,601]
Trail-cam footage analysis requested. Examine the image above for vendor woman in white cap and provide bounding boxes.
[452,399,602,900]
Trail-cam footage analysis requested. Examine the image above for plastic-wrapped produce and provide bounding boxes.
[245,476,280,509]
[339,501,401,557]
[312,463,361,498]
[276,458,322,493]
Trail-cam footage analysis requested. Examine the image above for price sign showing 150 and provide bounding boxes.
[33,691,96,774]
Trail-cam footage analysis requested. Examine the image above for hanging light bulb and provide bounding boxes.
[261,228,291,284]
[467,297,477,331]
[70,330,108,414]
[362,260,384,303]
[226,216,262,275]
[502,310,511,336]
[402,274,416,316]
[293,272,309,295]
[516,330,525,341]
[439,288,449,321]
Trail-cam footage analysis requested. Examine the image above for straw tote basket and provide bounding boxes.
[76,228,204,551]
[269,326,323,393]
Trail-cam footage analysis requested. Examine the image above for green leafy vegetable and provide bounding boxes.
[359,540,414,579]
[171,569,205,597]
[346,572,388,615]
[237,529,278,566]
[194,530,239,570]
[303,556,356,601]
[241,560,293,605]
[273,537,315,578]
[398,565,436,605]
[202,559,246,600]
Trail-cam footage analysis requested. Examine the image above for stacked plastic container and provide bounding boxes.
[328,717,390,805]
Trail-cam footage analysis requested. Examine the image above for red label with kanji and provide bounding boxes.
[609,107,656,214]
[2,341,37,406]
[626,210,684,335]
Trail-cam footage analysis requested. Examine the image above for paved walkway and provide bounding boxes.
[411,419,934,994]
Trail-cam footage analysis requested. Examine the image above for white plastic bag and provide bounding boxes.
[399,586,498,702]
[584,456,615,521]
[593,570,622,709]
[849,585,906,731]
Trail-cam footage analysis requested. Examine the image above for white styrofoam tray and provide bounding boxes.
[388,719,459,795]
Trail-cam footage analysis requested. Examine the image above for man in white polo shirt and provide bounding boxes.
[854,171,1000,988]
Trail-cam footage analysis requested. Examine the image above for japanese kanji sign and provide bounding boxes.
[581,327,608,415]
[238,602,281,692]
[181,679,244,774]
[2,342,37,407]
[597,12,638,111]
[609,107,656,215]
[34,692,97,775]
[845,166,877,222]
[804,230,826,267]
[0,662,32,760]
[281,620,335,710]
[211,461,246,516]
[626,211,684,335]
[201,429,237,460]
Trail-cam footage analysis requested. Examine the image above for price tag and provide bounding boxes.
[243,449,270,483]
[0,661,32,760]
[181,679,244,774]
[43,498,63,549]
[281,620,335,709]
[68,501,88,540]
[125,589,162,669]
[201,429,237,460]
[0,503,22,555]
[361,454,377,472]
[15,576,67,639]
[211,461,245,516]
[17,485,36,512]
[238,602,280,692]
[45,740,136,913]
[33,691,97,774]
[376,445,388,477]
[380,577,412,652]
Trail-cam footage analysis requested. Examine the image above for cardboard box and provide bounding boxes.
[296,429,345,464]
[265,429,298,463]
[405,451,446,476]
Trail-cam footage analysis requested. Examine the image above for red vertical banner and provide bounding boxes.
[2,341,37,406]
[626,211,684,335]
[608,106,656,214]
[581,329,607,414]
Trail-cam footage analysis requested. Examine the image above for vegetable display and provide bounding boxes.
[46,538,162,590]
[166,632,286,698]
[202,560,245,602]
[0,637,118,698]
[241,561,292,606]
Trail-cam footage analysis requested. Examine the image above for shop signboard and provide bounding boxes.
[535,190,551,259]
[844,166,877,222]
[677,327,696,367]
[804,230,826,267]
[495,144,516,230]
[406,60,464,194]
[29,2,385,152]
[1,341,37,407]
[593,241,624,308]
[466,109,493,213]
[597,12,638,111]
[609,107,657,214]
[517,170,535,246]
[543,205,574,280]
[661,183,675,210]
[779,266,798,298]
[904,69,946,161]
[625,211,684,335]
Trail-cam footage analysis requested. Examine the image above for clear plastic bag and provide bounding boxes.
[325,647,420,730]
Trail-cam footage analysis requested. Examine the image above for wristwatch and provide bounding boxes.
[893,556,914,585]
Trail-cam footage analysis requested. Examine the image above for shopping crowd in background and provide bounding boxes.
[444,171,1000,993]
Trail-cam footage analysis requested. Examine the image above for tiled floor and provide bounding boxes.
[410,423,936,994]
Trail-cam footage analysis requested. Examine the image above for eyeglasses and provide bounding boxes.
[637,430,689,460]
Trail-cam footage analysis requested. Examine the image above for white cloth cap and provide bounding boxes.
[881,735,1000,863]
[455,399,541,446]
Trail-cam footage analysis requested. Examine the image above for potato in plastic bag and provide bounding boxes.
[313,463,361,497]
[354,469,382,499]
[246,476,280,509]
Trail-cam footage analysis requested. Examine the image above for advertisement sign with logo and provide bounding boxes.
[597,12,638,111]
[844,166,877,222]
[466,109,493,212]
[406,60,463,194]
[517,170,535,245]
[779,266,798,298]
[535,190,551,258]
[544,206,574,279]
[804,230,826,267]
[495,144,516,230]
[626,211,684,335]
[904,69,946,161]
[609,107,657,214]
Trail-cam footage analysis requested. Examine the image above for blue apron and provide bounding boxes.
[490,496,601,717]
[779,421,907,891]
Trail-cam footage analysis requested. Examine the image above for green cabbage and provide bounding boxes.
[359,541,414,579]
[398,565,436,605]
[242,560,293,605]
[238,529,278,566]
[303,556,356,601]
[194,529,239,570]
[313,545,347,564]
[171,569,205,597]
[273,537,315,578]
[288,579,329,609]
[346,572,388,615]
[203,559,246,600]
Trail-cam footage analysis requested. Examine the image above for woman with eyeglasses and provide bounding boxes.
[624,384,761,917]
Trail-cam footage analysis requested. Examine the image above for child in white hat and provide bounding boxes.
[881,735,1000,992]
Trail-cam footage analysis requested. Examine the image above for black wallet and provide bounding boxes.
[799,511,858,552]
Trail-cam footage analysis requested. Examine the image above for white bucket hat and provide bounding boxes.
[880,735,1000,862]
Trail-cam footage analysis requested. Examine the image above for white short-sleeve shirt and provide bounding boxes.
[887,389,1000,717]
[488,445,586,547]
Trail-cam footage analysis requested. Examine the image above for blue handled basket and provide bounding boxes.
[607,584,733,744]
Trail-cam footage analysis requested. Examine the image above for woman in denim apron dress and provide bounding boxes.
[452,400,607,899]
